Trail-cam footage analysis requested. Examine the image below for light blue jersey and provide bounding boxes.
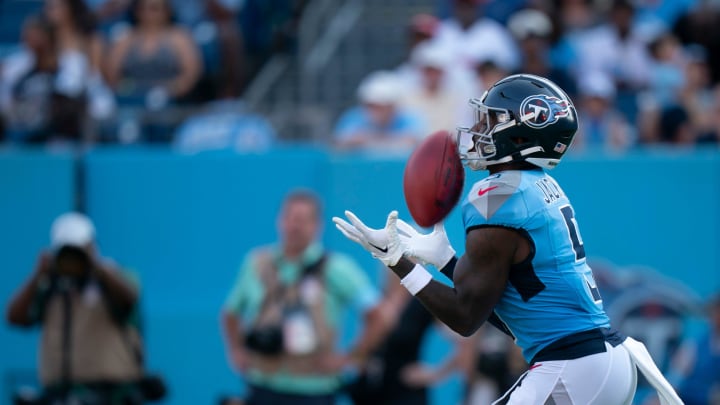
[462,169,610,362]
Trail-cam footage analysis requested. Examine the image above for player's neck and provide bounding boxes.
[488,161,539,174]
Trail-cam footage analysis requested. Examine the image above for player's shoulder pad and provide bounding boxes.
[464,171,525,223]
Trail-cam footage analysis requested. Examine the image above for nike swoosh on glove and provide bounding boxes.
[332,210,404,267]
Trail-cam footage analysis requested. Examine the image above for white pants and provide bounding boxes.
[494,342,637,405]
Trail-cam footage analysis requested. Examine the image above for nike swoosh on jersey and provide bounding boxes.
[369,242,388,253]
[477,185,499,196]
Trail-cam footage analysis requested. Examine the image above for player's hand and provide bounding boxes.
[396,221,456,269]
[332,210,404,267]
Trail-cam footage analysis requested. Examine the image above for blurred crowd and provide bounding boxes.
[0,0,302,147]
[1,0,720,152]
[339,0,720,154]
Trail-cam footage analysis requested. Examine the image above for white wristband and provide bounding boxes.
[400,264,433,296]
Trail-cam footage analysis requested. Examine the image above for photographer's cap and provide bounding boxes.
[51,212,95,249]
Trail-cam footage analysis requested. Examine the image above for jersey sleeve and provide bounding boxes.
[462,171,528,231]
[325,253,380,312]
[223,250,260,314]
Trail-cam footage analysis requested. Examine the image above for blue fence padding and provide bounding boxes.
[0,150,76,404]
[1,147,718,405]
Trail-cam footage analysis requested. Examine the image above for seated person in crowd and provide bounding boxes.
[0,14,87,143]
[105,0,202,108]
[173,99,276,153]
[397,42,467,135]
[45,0,116,123]
[334,70,426,151]
[574,70,635,151]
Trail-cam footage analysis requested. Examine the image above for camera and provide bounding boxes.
[244,325,284,355]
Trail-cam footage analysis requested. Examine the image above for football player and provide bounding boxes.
[333,74,683,404]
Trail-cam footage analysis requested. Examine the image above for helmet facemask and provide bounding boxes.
[457,98,520,171]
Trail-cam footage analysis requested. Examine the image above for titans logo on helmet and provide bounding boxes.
[520,94,571,129]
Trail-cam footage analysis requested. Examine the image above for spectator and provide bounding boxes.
[395,13,475,121]
[0,14,87,143]
[344,271,475,405]
[398,42,466,135]
[657,105,696,145]
[395,13,441,84]
[45,0,115,123]
[406,13,439,55]
[678,45,718,144]
[571,0,653,123]
[669,294,720,405]
[432,0,520,73]
[645,32,686,109]
[173,99,276,153]
[221,189,385,405]
[105,0,202,108]
[45,0,102,73]
[507,8,577,100]
[574,70,635,151]
[334,71,426,151]
[672,0,720,85]
[5,212,150,404]
[542,0,598,81]
[193,0,246,100]
[452,57,509,132]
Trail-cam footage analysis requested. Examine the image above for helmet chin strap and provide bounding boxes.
[462,146,545,171]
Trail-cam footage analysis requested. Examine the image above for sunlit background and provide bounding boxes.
[1,0,719,404]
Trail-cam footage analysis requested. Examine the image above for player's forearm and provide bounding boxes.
[415,281,487,336]
[390,257,487,337]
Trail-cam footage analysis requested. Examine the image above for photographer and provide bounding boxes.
[5,212,147,405]
[221,189,386,405]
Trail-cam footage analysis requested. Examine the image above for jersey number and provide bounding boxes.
[559,205,585,261]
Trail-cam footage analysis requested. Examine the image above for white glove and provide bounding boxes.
[396,221,456,269]
[332,210,404,267]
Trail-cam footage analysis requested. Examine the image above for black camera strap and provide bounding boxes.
[60,289,72,387]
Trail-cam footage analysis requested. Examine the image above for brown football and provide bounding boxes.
[403,130,465,227]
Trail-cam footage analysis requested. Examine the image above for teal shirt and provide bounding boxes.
[224,243,379,394]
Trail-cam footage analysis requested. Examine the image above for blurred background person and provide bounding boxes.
[672,0,720,85]
[104,0,202,142]
[397,42,466,136]
[105,0,201,105]
[334,70,426,151]
[45,0,116,127]
[0,14,87,144]
[573,70,635,151]
[677,45,719,144]
[172,99,277,153]
[5,212,149,405]
[221,189,385,405]
[507,8,577,100]
[193,0,246,101]
[645,32,686,110]
[669,293,720,405]
[44,0,102,78]
[571,0,652,125]
[432,0,519,76]
[345,270,475,405]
